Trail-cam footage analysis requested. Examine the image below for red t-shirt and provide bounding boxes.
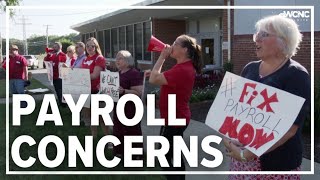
[81,54,106,93]
[9,55,28,80]
[70,57,76,67]
[44,52,67,80]
[160,60,195,126]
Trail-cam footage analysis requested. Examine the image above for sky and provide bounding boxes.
[0,0,145,39]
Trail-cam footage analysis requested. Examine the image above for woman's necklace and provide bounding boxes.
[259,58,288,78]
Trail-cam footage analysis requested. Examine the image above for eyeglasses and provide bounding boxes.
[75,46,83,49]
[86,45,96,48]
[67,50,73,53]
[10,49,18,51]
[253,31,277,42]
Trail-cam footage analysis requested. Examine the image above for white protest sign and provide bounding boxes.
[44,61,53,86]
[60,68,91,108]
[205,72,305,156]
[100,70,120,102]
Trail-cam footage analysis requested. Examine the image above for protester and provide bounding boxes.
[149,34,202,180]
[65,45,76,67]
[8,45,28,107]
[223,15,311,179]
[113,50,144,159]
[44,42,67,107]
[81,37,109,139]
[72,42,86,68]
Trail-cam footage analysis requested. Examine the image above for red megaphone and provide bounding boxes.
[45,47,54,53]
[147,35,165,52]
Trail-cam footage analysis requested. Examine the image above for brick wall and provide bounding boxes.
[231,32,319,75]
[152,18,186,71]
[222,0,234,65]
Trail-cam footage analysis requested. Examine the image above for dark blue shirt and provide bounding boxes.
[241,59,311,171]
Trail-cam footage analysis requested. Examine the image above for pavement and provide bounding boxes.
[1,68,320,179]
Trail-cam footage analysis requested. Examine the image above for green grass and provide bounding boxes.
[0,103,165,180]
[0,78,51,98]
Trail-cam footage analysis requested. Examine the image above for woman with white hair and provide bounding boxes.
[223,15,311,179]
[113,50,144,159]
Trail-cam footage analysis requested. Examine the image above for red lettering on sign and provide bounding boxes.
[249,128,274,149]
[219,116,275,150]
[219,116,240,138]
[238,123,255,146]
[257,89,278,113]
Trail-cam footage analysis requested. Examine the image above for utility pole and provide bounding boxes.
[16,15,31,55]
[43,24,52,48]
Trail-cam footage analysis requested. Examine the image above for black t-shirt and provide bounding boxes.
[241,59,311,171]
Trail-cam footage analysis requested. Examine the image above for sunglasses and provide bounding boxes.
[67,50,73,53]
[86,45,96,48]
[10,49,18,51]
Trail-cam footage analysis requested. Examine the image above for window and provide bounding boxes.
[81,34,86,42]
[119,26,126,51]
[134,23,142,60]
[98,31,104,56]
[104,30,111,58]
[126,25,134,56]
[143,22,151,60]
[111,28,118,58]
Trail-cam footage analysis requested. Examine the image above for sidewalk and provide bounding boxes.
[1,70,319,179]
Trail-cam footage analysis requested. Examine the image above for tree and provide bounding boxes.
[0,0,21,62]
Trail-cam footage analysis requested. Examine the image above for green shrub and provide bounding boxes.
[150,85,219,104]
[223,61,234,73]
[303,77,320,135]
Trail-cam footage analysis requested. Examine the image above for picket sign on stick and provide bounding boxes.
[100,70,120,102]
[61,68,91,108]
[44,61,53,86]
[205,72,305,156]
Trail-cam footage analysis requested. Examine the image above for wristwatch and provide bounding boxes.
[240,149,247,162]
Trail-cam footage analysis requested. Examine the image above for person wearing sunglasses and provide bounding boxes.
[72,42,86,68]
[81,37,109,139]
[65,45,76,67]
[223,15,310,179]
[7,44,28,107]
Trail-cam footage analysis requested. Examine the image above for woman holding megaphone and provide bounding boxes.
[149,34,202,180]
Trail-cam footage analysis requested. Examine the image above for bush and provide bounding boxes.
[194,70,223,89]
[303,77,320,135]
[190,85,219,103]
[223,61,234,73]
[150,85,219,104]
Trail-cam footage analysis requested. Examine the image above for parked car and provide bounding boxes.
[23,55,39,69]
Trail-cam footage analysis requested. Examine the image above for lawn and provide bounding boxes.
[0,78,51,98]
[0,103,165,180]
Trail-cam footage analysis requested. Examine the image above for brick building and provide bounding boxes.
[71,0,319,76]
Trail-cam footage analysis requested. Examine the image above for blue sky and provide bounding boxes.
[0,0,145,39]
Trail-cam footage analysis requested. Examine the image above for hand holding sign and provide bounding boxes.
[205,72,305,157]
[100,70,120,102]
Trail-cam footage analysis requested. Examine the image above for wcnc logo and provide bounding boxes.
[279,10,310,22]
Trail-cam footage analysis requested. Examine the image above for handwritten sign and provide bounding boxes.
[60,68,91,108]
[100,70,120,102]
[44,61,53,86]
[205,72,305,156]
